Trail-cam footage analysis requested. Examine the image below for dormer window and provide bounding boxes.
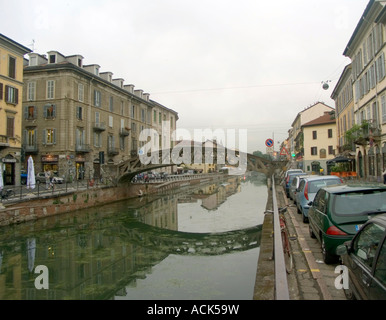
[49,54,56,64]
[95,67,99,76]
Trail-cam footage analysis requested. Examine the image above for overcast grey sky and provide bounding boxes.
[1,0,370,153]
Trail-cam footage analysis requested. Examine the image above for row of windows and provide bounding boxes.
[311,129,333,140]
[310,146,335,157]
[24,128,146,153]
[26,81,173,126]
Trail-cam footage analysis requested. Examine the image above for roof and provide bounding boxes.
[322,183,386,194]
[302,112,336,127]
[0,33,32,55]
[291,102,334,127]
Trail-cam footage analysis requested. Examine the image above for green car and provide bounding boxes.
[308,184,386,264]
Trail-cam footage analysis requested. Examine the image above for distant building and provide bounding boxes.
[0,34,31,185]
[288,102,334,168]
[22,50,178,181]
[302,111,337,174]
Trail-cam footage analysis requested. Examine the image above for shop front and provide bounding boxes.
[41,155,59,174]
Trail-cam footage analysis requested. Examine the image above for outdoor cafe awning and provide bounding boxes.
[326,156,354,165]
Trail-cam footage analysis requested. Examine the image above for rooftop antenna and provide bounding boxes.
[29,39,35,52]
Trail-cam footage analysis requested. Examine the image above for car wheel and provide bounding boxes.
[302,211,308,223]
[309,224,316,238]
[321,237,337,264]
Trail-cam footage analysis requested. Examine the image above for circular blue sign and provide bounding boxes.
[265,139,274,147]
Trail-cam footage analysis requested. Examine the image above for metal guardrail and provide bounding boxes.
[272,175,290,300]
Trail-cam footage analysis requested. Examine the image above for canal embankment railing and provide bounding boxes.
[271,175,290,300]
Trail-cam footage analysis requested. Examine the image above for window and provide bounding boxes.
[374,239,386,286]
[25,129,37,147]
[8,56,16,79]
[47,80,55,99]
[328,129,333,138]
[6,117,14,137]
[78,83,84,102]
[76,106,83,120]
[109,96,114,112]
[141,108,146,122]
[94,132,102,147]
[44,104,56,119]
[109,115,113,128]
[25,106,37,120]
[312,131,317,139]
[49,54,56,64]
[353,222,385,269]
[131,105,136,118]
[27,82,36,101]
[311,147,318,155]
[0,83,3,100]
[382,95,386,124]
[5,85,18,104]
[94,90,101,107]
[43,129,56,144]
[328,146,334,155]
[95,111,100,124]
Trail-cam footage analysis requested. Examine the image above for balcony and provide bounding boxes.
[93,122,106,131]
[76,144,91,153]
[119,127,130,136]
[108,146,119,156]
[24,144,39,154]
[0,135,10,148]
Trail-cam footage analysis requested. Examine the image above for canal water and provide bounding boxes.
[0,172,268,300]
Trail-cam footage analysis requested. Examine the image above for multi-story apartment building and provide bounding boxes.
[302,112,337,174]
[330,64,355,156]
[22,50,178,181]
[342,0,386,180]
[289,102,334,168]
[0,34,31,186]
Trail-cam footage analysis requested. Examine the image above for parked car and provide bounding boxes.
[289,174,309,202]
[296,175,343,223]
[284,171,305,197]
[337,213,386,299]
[35,172,64,184]
[309,184,386,264]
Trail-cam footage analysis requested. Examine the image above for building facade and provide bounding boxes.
[0,34,31,186]
[302,112,337,174]
[330,64,355,156]
[342,0,386,180]
[289,102,334,169]
[22,50,178,181]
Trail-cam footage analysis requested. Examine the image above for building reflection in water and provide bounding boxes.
[0,174,263,300]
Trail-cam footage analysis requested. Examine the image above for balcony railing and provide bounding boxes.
[24,144,39,154]
[0,135,10,148]
[76,144,91,153]
[108,146,119,156]
[93,122,106,131]
[119,128,130,136]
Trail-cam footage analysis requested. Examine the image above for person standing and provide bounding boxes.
[383,167,386,184]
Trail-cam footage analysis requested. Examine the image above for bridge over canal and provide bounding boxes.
[116,145,288,183]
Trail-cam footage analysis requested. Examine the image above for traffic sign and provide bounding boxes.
[265,139,274,148]
[280,147,289,156]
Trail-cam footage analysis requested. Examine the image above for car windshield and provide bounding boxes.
[332,190,386,216]
[308,179,341,193]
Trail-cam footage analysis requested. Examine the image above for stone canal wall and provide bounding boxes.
[0,174,226,227]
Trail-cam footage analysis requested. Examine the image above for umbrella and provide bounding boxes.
[326,156,354,165]
[27,156,36,189]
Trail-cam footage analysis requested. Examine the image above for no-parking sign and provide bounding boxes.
[265,139,274,148]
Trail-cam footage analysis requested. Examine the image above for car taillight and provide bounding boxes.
[326,226,347,236]
[304,182,308,200]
